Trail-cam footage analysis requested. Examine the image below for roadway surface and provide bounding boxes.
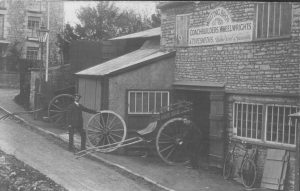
[0,109,150,191]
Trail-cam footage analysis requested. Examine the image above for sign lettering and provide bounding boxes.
[188,21,253,46]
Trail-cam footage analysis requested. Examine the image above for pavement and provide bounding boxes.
[0,88,245,191]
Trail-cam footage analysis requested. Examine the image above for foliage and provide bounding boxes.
[56,1,161,64]
[6,41,23,71]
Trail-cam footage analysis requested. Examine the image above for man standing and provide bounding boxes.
[67,94,99,151]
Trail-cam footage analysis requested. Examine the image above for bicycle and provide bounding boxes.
[223,139,258,188]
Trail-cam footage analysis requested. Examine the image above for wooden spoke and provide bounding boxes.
[160,132,176,140]
[48,94,74,129]
[108,135,118,143]
[165,146,176,160]
[105,113,110,128]
[86,111,126,152]
[94,117,105,130]
[107,116,117,129]
[51,103,63,111]
[158,139,173,144]
[156,118,192,165]
[160,144,175,153]
[109,132,124,139]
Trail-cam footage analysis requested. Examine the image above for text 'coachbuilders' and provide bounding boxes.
[188,21,253,46]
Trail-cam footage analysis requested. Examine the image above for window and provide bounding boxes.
[28,16,40,30]
[255,2,292,39]
[233,102,263,140]
[233,102,299,146]
[266,105,299,145]
[26,47,39,60]
[128,91,170,114]
[0,14,4,39]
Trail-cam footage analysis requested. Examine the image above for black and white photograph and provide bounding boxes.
[0,1,299,191]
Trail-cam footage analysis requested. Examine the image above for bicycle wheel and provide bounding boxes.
[223,151,234,179]
[241,159,257,188]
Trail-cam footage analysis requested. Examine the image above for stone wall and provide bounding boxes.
[160,2,300,95]
[160,2,300,190]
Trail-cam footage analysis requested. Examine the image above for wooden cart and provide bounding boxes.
[38,93,199,165]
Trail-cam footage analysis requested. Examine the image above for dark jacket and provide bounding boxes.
[67,102,98,128]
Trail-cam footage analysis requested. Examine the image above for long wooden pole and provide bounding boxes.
[289,112,300,191]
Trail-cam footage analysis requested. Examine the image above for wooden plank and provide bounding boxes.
[95,79,102,111]
[261,149,287,190]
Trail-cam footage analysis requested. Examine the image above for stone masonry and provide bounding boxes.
[159,2,300,190]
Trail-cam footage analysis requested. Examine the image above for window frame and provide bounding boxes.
[233,102,264,143]
[264,104,299,147]
[254,2,292,40]
[26,47,39,60]
[233,101,299,147]
[128,90,170,115]
[27,16,40,30]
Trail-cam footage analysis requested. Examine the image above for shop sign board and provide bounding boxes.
[188,21,253,46]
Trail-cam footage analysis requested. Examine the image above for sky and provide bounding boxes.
[64,1,158,26]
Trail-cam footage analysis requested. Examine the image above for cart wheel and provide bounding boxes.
[48,94,74,128]
[86,110,126,153]
[156,117,196,165]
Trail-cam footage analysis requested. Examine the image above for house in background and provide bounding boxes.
[0,0,64,109]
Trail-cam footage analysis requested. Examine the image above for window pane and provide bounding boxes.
[280,3,292,36]
[274,2,280,36]
[162,93,169,108]
[156,92,161,112]
[237,103,242,136]
[129,92,135,112]
[136,92,142,112]
[129,92,135,113]
[262,3,269,38]
[268,3,275,37]
[233,102,263,140]
[256,3,264,38]
[142,92,149,113]
[257,105,263,139]
[242,104,247,137]
[149,92,155,113]
[266,105,298,145]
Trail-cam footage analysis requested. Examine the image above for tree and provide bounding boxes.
[73,1,160,41]
[56,2,161,64]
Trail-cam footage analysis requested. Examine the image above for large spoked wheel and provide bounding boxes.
[223,152,234,179]
[156,117,196,165]
[48,94,74,128]
[86,110,126,153]
[241,159,257,188]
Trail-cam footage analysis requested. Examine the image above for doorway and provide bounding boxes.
[173,90,210,158]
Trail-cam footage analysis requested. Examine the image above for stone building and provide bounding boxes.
[0,0,63,70]
[0,0,64,108]
[158,1,299,190]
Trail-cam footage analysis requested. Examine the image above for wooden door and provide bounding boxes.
[209,91,225,168]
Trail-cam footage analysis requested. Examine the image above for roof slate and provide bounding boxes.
[75,48,173,77]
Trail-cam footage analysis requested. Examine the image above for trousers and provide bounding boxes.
[69,125,86,150]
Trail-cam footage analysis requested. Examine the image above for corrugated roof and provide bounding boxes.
[109,27,160,40]
[75,48,174,77]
